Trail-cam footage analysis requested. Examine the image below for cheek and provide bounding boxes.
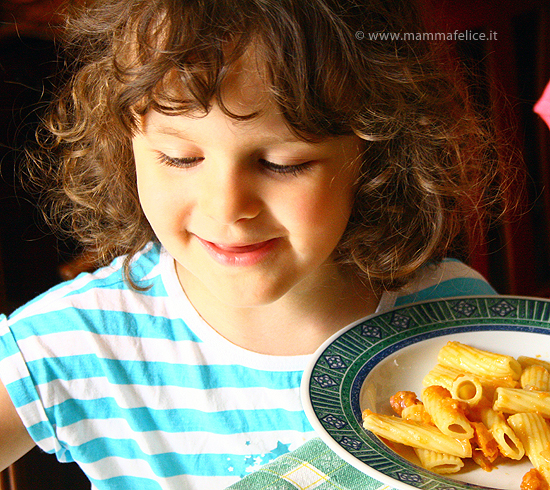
[283,179,354,236]
[135,166,184,233]
[136,171,163,220]
[134,139,174,212]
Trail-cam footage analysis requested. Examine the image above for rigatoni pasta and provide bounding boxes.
[437,341,522,380]
[451,375,483,406]
[362,341,550,487]
[400,398,465,475]
[493,387,550,417]
[508,413,550,483]
[422,363,519,400]
[478,406,524,460]
[518,356,550,372]
[520,364,550,391]
[362,410,472,458]
[414,449,464,474]
[421,385,474,439]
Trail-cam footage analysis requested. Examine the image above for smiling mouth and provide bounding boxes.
[195,237,278,266]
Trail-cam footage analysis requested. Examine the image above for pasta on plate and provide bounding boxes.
[362,342,550,490]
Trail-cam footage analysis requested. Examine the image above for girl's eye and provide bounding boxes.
[155,152,312,176]
[156,152,202,168]
[260,159,313,177]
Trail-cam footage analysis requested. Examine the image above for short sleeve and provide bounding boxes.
[0,314,69,461]
[387,259,497,310]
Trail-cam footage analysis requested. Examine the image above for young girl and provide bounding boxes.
[0,0,511,488]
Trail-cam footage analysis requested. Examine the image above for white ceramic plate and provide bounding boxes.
[301,296,550,490]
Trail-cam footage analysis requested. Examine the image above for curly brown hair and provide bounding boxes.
[27,0,516,289]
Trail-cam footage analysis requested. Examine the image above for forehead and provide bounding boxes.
[141,103,312,153]
[146,50,311,142]
[154,42,270,105]
[215,48,273,116]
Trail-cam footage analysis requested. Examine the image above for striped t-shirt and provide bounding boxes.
[0,242,495,489]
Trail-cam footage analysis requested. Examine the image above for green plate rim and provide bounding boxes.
[302,295,550,490]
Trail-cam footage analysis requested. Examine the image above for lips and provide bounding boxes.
[195,236,278,266]
[208,242,271,253]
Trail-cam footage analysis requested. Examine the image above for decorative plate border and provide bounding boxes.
[304,296,550,490]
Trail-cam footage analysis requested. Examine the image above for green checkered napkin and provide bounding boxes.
[226,437,393,490]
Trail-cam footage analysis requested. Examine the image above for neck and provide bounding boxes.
[176,263,380,355]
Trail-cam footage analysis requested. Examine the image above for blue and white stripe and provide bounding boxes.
[0,243,496,489]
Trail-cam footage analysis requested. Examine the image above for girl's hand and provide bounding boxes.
[0,380,35,471]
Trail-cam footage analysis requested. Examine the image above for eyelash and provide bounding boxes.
[260,159,312,177]
[156,153,201,168]
[155,152,313,177]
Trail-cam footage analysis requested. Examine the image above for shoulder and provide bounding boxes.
[6,242,167,331]
[379,259,497,311]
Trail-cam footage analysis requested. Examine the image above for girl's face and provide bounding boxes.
[132,64,363,310]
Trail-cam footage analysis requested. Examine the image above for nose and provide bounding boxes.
[198,161,262,224]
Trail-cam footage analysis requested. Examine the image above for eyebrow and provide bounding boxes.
[150,122,321,147]
[151,125,194,140]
